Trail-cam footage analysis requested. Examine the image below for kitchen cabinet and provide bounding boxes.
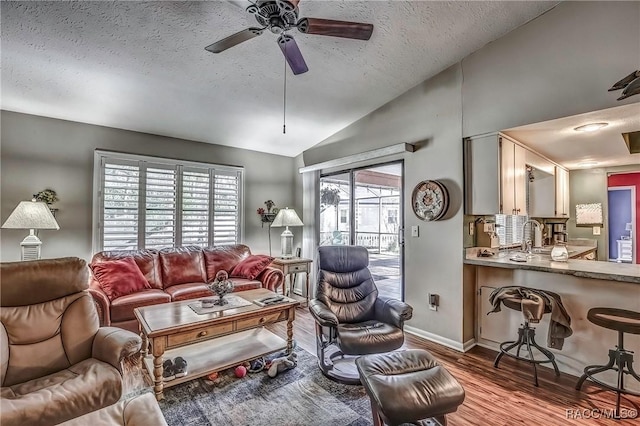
[555,166,570,217]
[501,136,527,216]
[464,133,529,215]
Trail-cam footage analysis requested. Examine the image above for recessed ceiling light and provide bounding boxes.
[574,122,608,132]
[577,161,598,168]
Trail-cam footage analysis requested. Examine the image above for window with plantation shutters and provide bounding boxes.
[495,214,526,247]
[94,151,243,251]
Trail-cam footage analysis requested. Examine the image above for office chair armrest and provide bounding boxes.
[93,327,142,374]
[309,299,339,327]
[374,297,413,328]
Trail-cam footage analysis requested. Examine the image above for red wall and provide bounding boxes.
[608,172,640,263]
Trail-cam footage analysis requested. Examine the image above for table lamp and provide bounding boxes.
[626,223,633,239]
[270,207,303,258]
[1,199,60,261]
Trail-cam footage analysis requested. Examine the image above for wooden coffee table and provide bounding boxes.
[134,288,299,400]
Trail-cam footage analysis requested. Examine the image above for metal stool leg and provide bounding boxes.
[530,333,560,377]
[524,329,539,386]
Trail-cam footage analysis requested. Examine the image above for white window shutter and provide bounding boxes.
[182,169,210,246]
[102,162,140,250]
[145,166,177,248]
[212,171,240,245]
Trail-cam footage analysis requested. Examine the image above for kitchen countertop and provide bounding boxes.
[464,247,640,284]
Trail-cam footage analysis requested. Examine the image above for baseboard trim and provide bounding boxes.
[462,338,477,352]
[405,326,477,353]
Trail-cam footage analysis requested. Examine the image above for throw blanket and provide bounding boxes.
[488,286,573,350]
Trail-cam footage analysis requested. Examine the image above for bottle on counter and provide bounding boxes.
[551,242,569,262]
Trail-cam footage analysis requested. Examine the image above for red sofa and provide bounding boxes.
[88,245,284,332]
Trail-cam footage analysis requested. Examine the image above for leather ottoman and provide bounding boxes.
[356,349,465,426]
[59,393,167,426]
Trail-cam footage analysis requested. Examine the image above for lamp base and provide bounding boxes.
[20,230,42,261]
[280,227,294,258]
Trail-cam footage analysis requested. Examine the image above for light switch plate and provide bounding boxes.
[469,223,474,235]
[411,225,419,237]
[593,226,601,235]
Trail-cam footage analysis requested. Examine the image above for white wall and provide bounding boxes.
[303,65,466,344]
[0,111,299,262]
[300,1,639,347]
[462,1,640,136]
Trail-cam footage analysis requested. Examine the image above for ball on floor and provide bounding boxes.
[234,365,247,378]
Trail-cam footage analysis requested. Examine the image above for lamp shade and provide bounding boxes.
[2,200,60,230]
[270,207,303,228]
[625,223,633,231]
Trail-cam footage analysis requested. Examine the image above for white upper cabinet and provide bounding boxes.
[500,136,527,216]
[555,166,570,217]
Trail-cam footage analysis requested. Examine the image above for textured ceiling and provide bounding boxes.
[1,1,556,157]
[504,103,640,170]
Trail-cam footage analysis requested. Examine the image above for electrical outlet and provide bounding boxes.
[428,293,438,311]
[411,225,419,237]
[469,223,474,236]
[593,226,601,235]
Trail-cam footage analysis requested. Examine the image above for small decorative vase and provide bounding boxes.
[551,243,569,262]
[207,271,234,306]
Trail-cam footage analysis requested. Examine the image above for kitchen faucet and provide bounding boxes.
[521,219,542,253]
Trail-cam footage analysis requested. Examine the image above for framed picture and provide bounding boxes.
[575,203,603,226]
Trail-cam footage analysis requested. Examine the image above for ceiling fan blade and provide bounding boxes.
[617,76,640,100]
[277,35,308,75]
[205,28,264,53]
[297,18,373,40]
[609,70,640,91]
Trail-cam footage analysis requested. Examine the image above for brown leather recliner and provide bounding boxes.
[0,258,142,426]
[309,245,413,385]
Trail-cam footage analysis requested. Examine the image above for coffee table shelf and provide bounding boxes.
[142,327,286,388]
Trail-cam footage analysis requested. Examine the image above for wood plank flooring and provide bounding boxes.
[125,305,639,425]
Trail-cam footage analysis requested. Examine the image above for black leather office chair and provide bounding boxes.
[309,245,413,384]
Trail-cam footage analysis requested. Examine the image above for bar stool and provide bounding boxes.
[492,293,561,386]
[575,308,640,418]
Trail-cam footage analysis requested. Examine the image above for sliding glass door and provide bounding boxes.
[319,162,404,300]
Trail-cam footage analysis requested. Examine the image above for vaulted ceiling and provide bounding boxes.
[1,1,556,157]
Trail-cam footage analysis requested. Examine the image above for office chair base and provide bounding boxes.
[317,343,361,385]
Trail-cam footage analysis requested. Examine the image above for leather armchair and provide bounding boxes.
[309,245,413,384]
[0,257,142,426]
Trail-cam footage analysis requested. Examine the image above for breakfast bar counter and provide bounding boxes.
[464,249,640,284]
[464,249,640,392]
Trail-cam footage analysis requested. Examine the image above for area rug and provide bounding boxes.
[158,349,374,426]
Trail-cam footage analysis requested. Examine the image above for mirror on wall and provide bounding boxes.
[526,165,555,217]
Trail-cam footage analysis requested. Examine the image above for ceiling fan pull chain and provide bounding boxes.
[283,38,287,134]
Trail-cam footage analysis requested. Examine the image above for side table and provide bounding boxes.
[271,257,312,307]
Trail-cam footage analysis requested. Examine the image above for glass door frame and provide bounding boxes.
[319,159,405,301]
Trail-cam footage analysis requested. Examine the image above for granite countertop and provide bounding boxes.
[464,247,640,284]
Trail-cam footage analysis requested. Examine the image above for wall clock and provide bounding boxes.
[411,180,449,221]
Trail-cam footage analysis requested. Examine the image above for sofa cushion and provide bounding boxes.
[159,246,206,288]
[231,255,274,280]
[110,290,171,323]
[91,257,151,301]
[91,250,162,290]
[165,283,212,302]
[0,358,121,426]
[203,245,251,282]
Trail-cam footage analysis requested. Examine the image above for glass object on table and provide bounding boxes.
[551,242,569,262]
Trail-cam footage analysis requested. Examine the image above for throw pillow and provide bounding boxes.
[230,255,274,280]
[91,257,151,301]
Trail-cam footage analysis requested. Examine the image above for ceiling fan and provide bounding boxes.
[205,0,374,75]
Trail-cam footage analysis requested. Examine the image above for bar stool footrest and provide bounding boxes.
[498,341,558,365]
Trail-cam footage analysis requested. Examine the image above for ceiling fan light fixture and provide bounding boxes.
[574,122,608,133]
